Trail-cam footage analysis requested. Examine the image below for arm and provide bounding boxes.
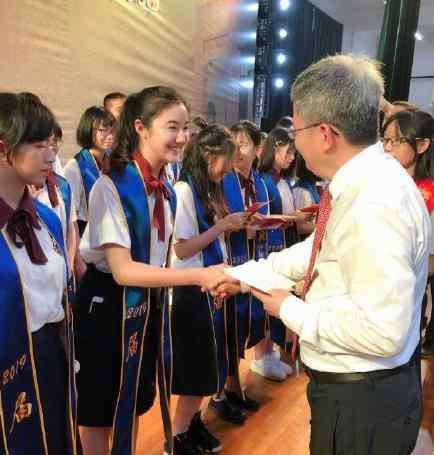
[279,203,420,358]
[175,224,223,260]
[66,220,76,270]
[429,255,434,276]
[64,160,83,220]
[105,244,228,290]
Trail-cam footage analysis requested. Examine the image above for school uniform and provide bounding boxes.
[292,179,320,210]
[36,171,77,250]
[261,171,300,349]
[75,154,175,455]
[0,189,78,455]
[170,179,228,396]
[222,170,269,376]
[165,161,182,187]
[64,148,107,237]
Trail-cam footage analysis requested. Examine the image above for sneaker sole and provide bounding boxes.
[250,362,287,382]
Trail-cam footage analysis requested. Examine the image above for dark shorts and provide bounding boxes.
[74,265,158,427]
[33,322,68,455]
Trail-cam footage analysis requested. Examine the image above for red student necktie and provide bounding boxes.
[0,188,48,264]
[238,173,256,207]
[133,151,169,242]
[291,187,332,360]
[46,170,59,208]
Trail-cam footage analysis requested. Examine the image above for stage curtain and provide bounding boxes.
[377,0,421,102]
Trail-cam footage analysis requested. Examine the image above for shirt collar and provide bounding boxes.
[328,141,383,202]
[0,187,39,230]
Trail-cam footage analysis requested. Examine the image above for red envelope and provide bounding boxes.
[299,204,319,213]
[246,201,269,214]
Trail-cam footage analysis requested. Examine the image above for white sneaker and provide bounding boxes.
[250,354,287,382]
[271,351,293,377]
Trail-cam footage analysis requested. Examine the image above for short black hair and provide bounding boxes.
[76,106,116,149]
[0,92,55,162]
[103,92,126,109]
[275,116,293,130]
[382,109,434,180]
[52,120,62,140]
[230,120,261,147]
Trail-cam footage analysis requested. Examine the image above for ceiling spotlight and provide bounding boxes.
[248,31,257,40]
[245,56,256,65]
[415,31,424,41]
[280,0,290,11]
[245,2,259,12]
[278,28,288,39]
[274,78,285,89]
[241,79,254,89]
[276,53,287,65]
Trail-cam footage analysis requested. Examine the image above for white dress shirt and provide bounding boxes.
[79,175,173,272]
[260,143,431,373]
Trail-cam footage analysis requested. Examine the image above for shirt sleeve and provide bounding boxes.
[279,201,419,358]
[87,176,130,250]
[173,182,199,242]
[258,233,313,282]
[64,160,84,220]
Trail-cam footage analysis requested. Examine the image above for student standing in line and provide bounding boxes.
[75,87,235,455]
[0,92,79,455]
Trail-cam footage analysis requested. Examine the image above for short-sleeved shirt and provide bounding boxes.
[276,179,296,215]
[36,183,77,245]
[64,158,99,222]
[293,185,315,210]
[80,175,173,273]
[2,220,66,333]
[170,181,228,269]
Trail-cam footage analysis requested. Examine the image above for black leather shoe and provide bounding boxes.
[225,390,260,412]
[209,397,246,425]
[422,341,434,358]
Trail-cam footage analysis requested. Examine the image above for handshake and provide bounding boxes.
[195,264,243,300]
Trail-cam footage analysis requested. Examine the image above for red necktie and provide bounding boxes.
[133,151,169,242]
[291,187,332,359]
[0,188,48,264]
[46,170,59,208]
[238,173,256,207]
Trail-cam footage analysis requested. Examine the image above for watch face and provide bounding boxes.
[146,0,160,12]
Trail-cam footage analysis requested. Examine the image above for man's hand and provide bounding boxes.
[251,288,291,318]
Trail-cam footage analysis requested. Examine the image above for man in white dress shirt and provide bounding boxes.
[251,54,432,454]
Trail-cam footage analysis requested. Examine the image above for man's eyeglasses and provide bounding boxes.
[289,122,338,139]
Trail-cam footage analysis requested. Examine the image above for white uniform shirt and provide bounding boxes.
[36,183,77,245]
[64,158,100,222]
[2,221,66,333]
[171,181,228,269]
[80,175,173,272]
[276,179,296,214]
[260,143,431,373]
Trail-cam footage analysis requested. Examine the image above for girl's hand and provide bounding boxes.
[218,212,248,233]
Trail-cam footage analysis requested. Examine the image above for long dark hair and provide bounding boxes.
[382,110,434,180]
[258,127,294,177]
[180,124,235,221]
[110,86,189,173]
[0,92,55,163]
[294,153,320,184]
[230,120,261,147]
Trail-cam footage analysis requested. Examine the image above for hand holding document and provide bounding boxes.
[224,260,296,294]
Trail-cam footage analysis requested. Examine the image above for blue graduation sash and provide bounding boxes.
[109,162,176,455]
[187,176,228,392]
[55,173,73,227]
[74,148,100,212]
[0,201,78,455]
[222,170,269,352]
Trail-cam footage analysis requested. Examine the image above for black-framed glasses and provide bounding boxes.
[380,136,411,147]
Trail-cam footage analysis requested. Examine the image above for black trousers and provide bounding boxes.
[307,360,421,455]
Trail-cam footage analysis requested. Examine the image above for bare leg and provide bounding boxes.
[79,426,111,455]
[173,396,204,435]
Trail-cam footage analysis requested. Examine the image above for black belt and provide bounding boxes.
[305,353,417,385]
